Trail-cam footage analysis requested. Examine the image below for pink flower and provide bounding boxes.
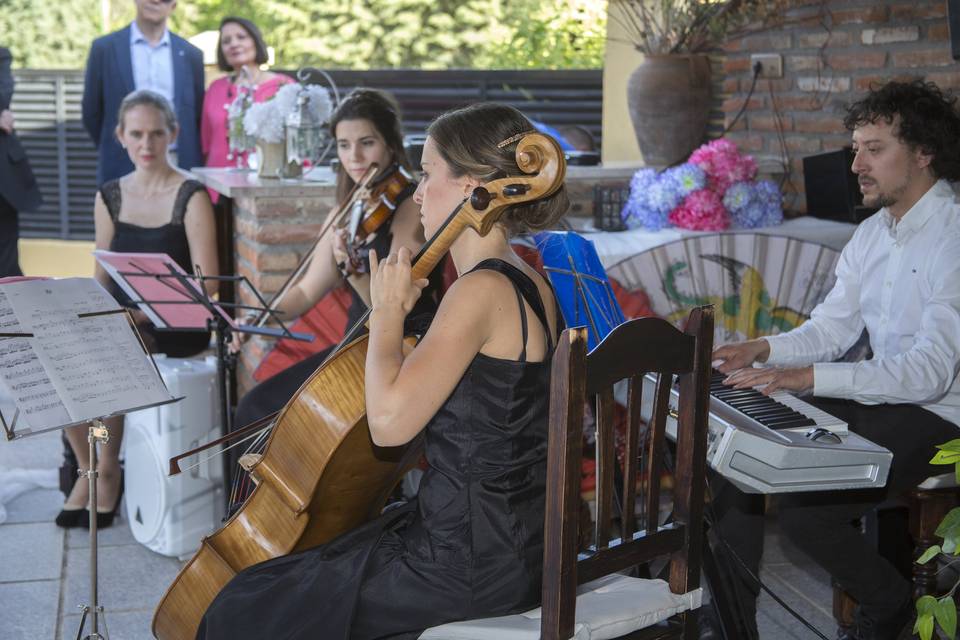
[668,189,730,231]
[689,139,757,194]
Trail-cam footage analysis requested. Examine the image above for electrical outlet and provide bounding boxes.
[750,53,783,78]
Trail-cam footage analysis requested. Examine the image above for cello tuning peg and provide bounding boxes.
[502,184,530,197]
[470,186,495,210]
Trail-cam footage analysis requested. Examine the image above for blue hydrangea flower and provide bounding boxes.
[664,163,706,198]
[622,168,671,230]
[723,182,755,214]
[728,180,783,228]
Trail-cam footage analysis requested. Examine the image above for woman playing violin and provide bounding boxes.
[232,88,439,430]
[197,103,568,639]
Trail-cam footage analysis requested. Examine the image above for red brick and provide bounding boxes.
[723,57,752,74]
[830,7,889,25]
[821,134,855,151]
[726,132,763,151]
[893,49,955,68]
[762,78,794,92]
[777,96,826,111]
[750,114,793,132]
[236,239,301,272]
[722,96,764,113]
[723,39,743,53]
[828,51,887,70]
[722,78,739,93]
[891,3,946,20]
[797,30,852,49]
[742,33,793,51]
[783,136,822,153]
[723,115,747,132]
[794,115,846,134]
[787,55,823,72]
[854,73,919,92]
[928,23,950,42]
[927,71,960,90]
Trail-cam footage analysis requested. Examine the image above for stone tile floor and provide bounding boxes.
[0,429,841,639]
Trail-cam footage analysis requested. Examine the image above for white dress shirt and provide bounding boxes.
[764,179,960,427]
[129,21,175,106]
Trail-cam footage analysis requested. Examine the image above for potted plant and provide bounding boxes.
[607,0,798,166]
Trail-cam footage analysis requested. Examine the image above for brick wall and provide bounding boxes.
[722,0,955,213]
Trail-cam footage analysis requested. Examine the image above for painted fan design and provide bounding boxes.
[605,233,842,345]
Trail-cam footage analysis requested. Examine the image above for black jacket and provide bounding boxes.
[0,47,42,213]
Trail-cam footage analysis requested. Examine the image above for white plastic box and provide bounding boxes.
[123,355,224,559]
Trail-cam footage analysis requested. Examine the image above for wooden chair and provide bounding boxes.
[421,306,714,640]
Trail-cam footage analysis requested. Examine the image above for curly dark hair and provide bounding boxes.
[843,80,960,181]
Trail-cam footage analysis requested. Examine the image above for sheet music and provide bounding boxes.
[0,288,71,428]
[0,278,172,434]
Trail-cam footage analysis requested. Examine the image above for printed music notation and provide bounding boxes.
[0,278,172,437]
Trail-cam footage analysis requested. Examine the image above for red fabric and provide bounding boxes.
[609,277,656,320]
[252,285,353,382]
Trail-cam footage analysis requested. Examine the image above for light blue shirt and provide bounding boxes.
[129,21,175,146]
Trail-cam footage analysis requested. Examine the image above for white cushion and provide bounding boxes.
[418,574,702,640]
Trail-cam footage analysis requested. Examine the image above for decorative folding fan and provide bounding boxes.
[605,233,842,346]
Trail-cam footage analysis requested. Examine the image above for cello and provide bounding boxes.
[152,132,566,640]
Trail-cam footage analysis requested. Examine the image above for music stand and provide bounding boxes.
[0,276,180,640]
[93,251,312,495]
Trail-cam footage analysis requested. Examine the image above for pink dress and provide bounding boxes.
[201,74,294,200]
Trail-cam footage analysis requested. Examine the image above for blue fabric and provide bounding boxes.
[82,25,204,185]
[529,118,575,152]
[534,231,626,351]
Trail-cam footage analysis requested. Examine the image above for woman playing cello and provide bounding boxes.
[197,102,568,639]
[233,88,439,429]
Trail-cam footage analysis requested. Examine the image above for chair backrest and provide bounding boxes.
[541,306,714,640]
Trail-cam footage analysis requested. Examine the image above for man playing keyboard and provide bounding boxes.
[711,80,960,640]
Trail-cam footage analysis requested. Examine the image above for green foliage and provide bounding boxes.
[0,0,102,68]
[914,446,960,639]
[3,0,605,70]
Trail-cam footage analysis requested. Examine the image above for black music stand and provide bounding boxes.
[94,251,312,496]
[0,276,181,640]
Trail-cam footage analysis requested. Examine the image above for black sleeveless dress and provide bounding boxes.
[197,259,558,640]
[100,178,211,357]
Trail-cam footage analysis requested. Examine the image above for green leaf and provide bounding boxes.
[935,596,957,639]
[916,545,942,564]
[915,612,934,640]
[935,439,960,453]
[918,595,940,617]
[944,537,958,554]
[936,508,960,539]
[930,450,960,465]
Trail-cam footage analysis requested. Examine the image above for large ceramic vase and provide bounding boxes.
[626,54,712,166]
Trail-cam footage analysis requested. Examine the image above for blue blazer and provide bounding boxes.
[81,26,204,186]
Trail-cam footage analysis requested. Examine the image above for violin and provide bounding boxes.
[152,133,566,640]
[249,162,410,329]
[343,163,415,274]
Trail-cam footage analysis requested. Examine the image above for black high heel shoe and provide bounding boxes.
[82,470,124,529]
[55,507,86,528]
